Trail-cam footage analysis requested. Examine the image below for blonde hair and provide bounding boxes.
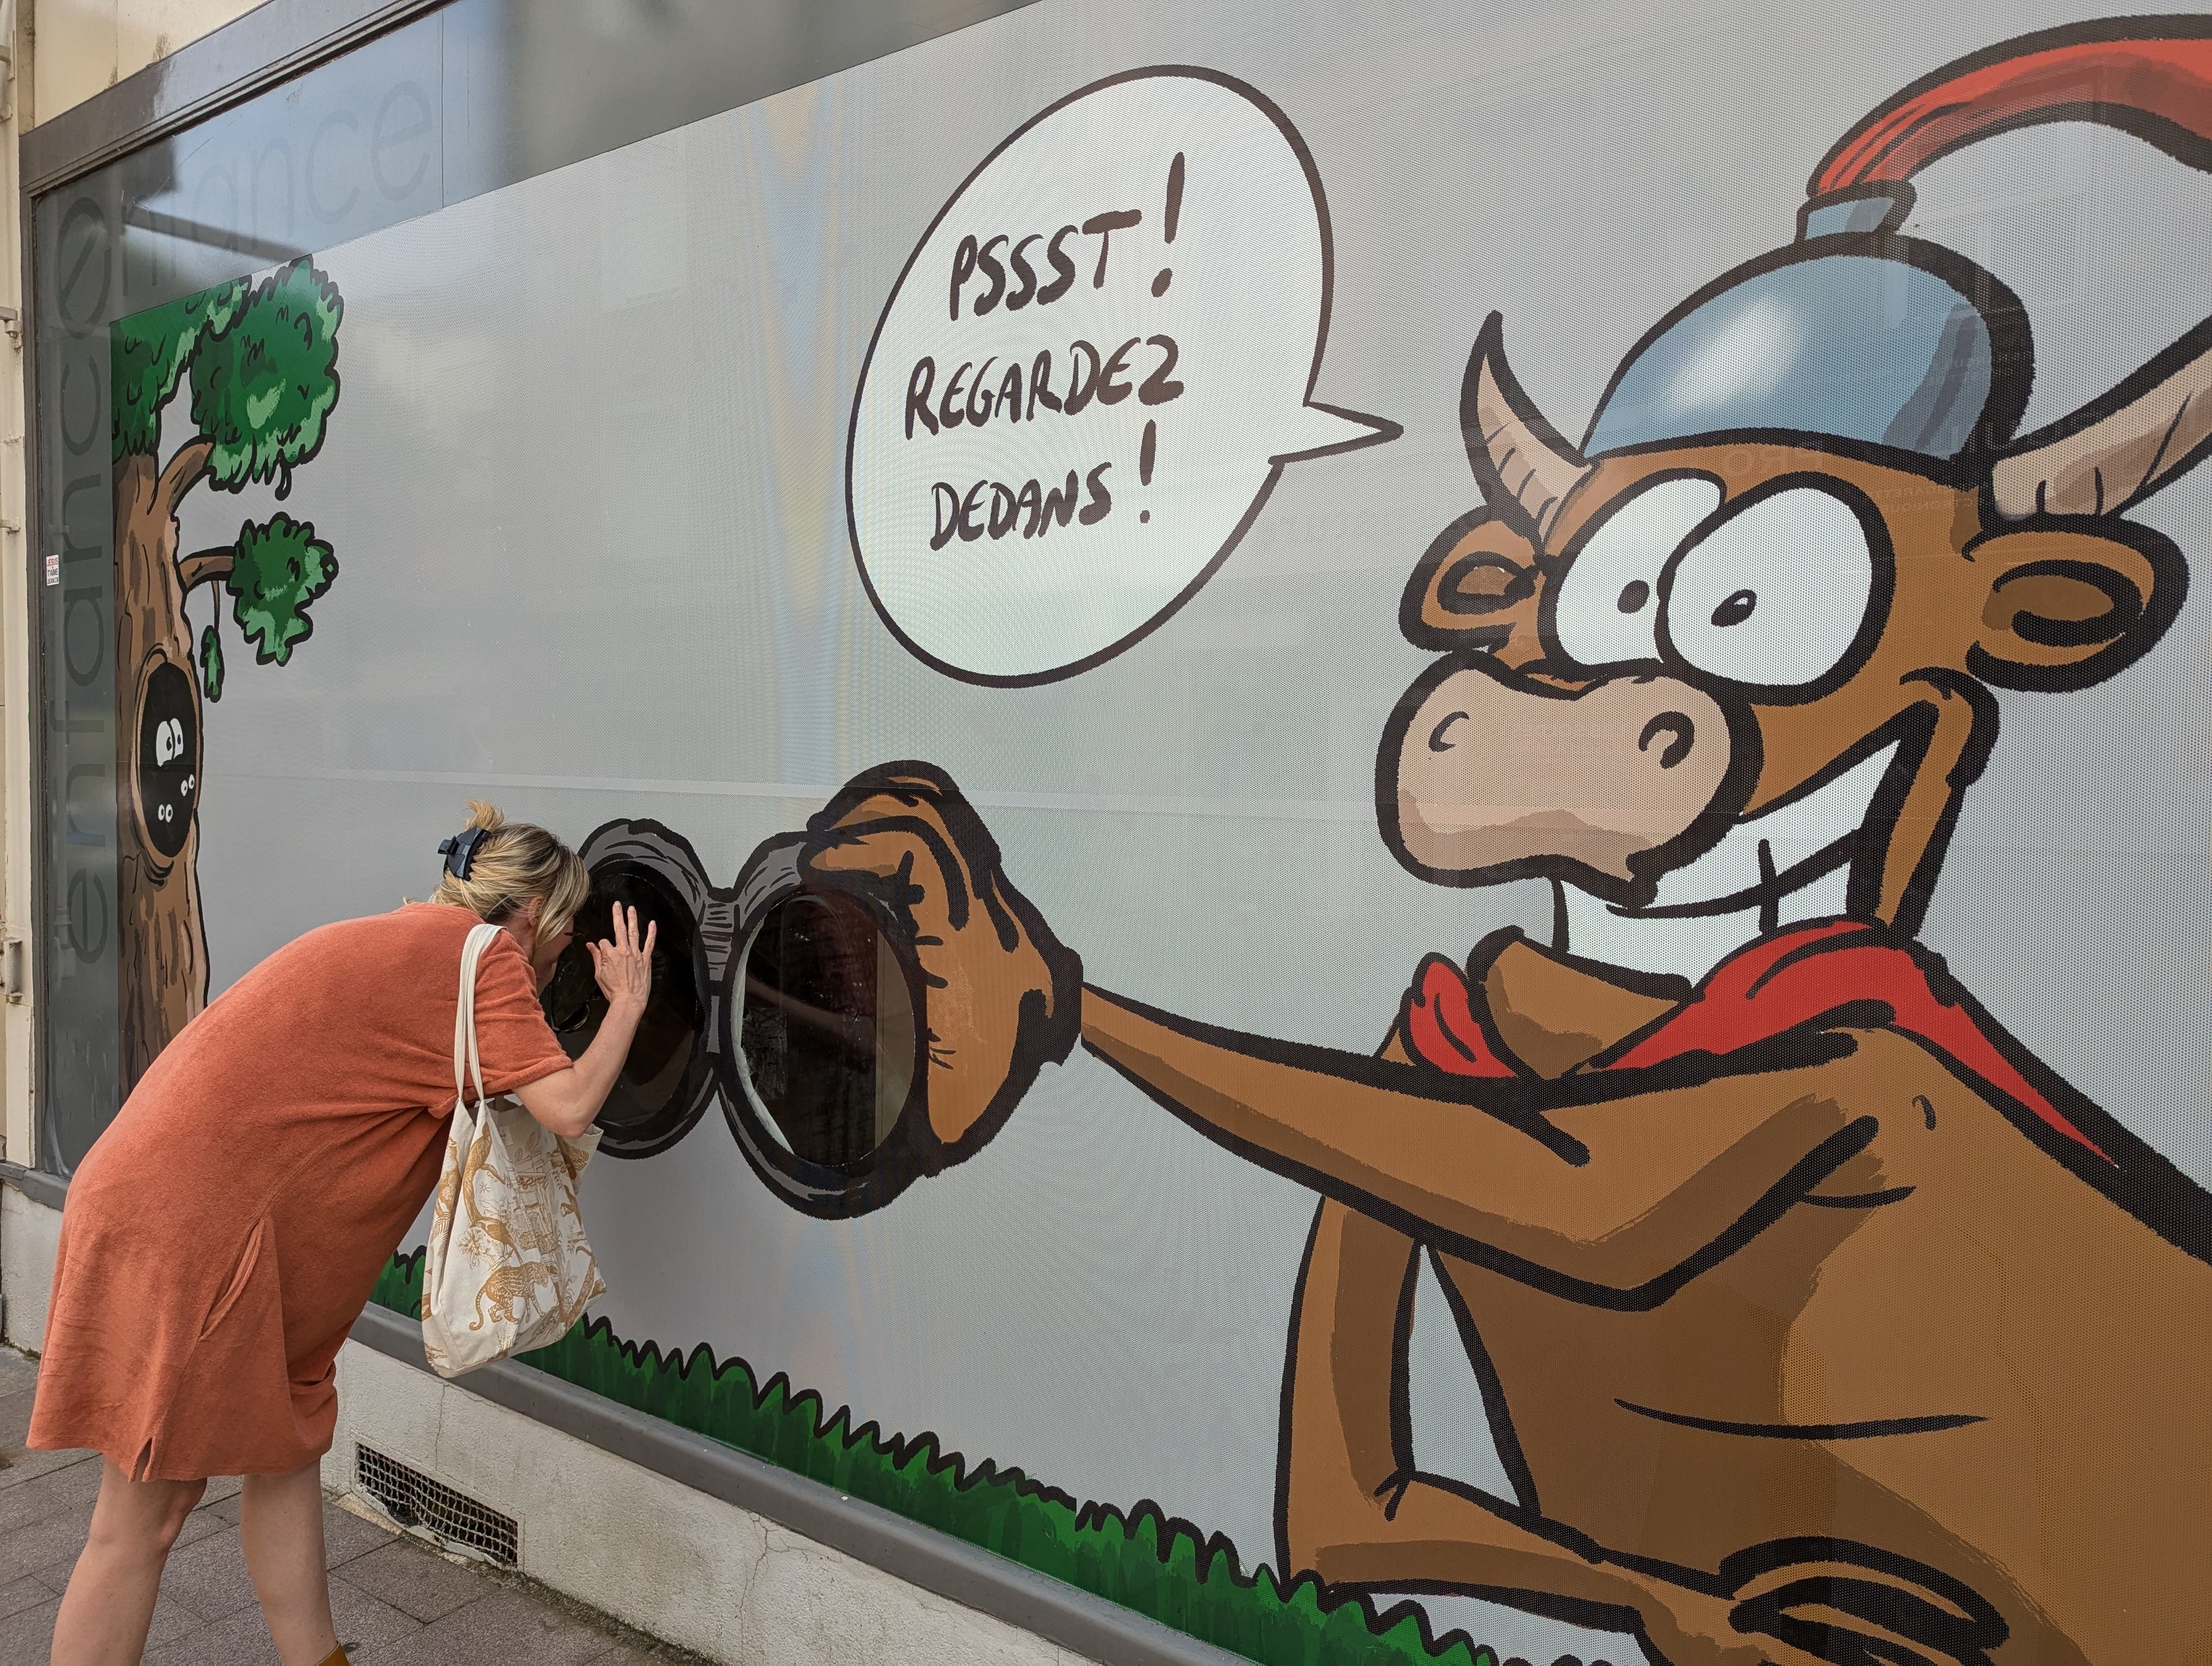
[428,801,591,946]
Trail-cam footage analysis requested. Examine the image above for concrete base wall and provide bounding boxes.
[0,1175,60,1351]
[325,1343,1093,1666]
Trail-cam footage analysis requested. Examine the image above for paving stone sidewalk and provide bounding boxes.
[0,1347,703,1665]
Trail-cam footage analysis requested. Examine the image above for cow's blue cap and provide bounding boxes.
[1583,218,2027,463]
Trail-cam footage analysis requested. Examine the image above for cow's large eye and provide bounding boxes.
[1550,476,1722,670]
[1662,485,1875,689]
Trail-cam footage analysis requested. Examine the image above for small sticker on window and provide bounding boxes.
[43,553,57,586]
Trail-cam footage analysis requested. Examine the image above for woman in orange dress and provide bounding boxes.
[29,803,657,1666]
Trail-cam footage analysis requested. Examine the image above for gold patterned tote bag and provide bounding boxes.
[422,922,606,1376]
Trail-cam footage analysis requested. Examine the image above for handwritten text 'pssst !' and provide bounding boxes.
[846,68,1399,685]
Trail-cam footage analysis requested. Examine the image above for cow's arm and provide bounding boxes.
[1281,1196,1836,1666]
[1281,1193,1632,1598]
[1271,1035,1639,1591]
[788,766,1867,1293]
[1082,989,1874,1296]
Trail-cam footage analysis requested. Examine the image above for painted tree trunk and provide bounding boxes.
[114,444,211,1091]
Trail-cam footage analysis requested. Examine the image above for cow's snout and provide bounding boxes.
[1384,659,1733,889]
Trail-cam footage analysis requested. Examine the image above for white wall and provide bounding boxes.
[29,0,265,123]
[0,1181,59,1347]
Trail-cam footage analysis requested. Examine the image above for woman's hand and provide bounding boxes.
[587,902,657,1013]
[515,903,657,1139]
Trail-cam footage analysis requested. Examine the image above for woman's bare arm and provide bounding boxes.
[514,905,656,1138]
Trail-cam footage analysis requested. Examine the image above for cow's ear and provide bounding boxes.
[1401,508,1541,651]
[1965,522,2185,691]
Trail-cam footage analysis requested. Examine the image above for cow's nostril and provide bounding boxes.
[1429,712,1469,753]
[1638,712,1695,770]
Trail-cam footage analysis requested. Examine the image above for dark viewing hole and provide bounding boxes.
[737,889,918,1170]
[542,862,705,1131]
[137,660,199,861]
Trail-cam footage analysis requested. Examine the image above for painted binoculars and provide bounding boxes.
[537,819,931,1218]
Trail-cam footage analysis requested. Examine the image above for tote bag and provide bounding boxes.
[421,922,606,1376]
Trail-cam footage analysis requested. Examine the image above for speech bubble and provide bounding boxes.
[846,67,1399,685]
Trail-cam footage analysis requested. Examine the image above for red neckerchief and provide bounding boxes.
[1403,918,2108,1162]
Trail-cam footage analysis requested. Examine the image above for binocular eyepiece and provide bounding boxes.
[541,819,934,1218]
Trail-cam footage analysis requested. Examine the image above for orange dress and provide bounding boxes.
[29,904,573,1480]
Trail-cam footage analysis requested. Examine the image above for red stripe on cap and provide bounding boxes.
[1815,36,2212,195]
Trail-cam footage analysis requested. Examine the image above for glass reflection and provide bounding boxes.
[738,891,917,1169]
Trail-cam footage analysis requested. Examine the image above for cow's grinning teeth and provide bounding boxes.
[1560,742,1900,981]
[1648,742,1900,911]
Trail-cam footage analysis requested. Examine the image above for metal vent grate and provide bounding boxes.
[355,1445,518,1565]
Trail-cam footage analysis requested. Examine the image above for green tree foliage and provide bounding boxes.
[111,260,346,700]
[111,279,248,462]
[189,260,344,496]
[370,1253,1514,1666]
[112,260,342,479]
[227,513,336,665]
[199,624,225,702]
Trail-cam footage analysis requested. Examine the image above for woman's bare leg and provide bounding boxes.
[50,1459,207,1664]
[239,1459,340,1665]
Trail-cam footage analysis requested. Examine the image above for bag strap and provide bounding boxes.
[455,922,501,1112]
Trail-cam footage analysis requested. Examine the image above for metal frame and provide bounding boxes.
[22,0,444,196]
[17,89,38,1177]
[0,1156,65,1209]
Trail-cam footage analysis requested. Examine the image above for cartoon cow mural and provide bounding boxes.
[766,22,2212,1666]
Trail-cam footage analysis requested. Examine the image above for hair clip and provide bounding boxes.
[438,827,490,880]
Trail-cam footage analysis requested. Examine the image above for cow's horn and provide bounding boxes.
[1460,313,1590,543]
[1992,318,2212,519]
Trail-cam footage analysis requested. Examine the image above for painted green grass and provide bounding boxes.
[370,1251,1504,1666]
